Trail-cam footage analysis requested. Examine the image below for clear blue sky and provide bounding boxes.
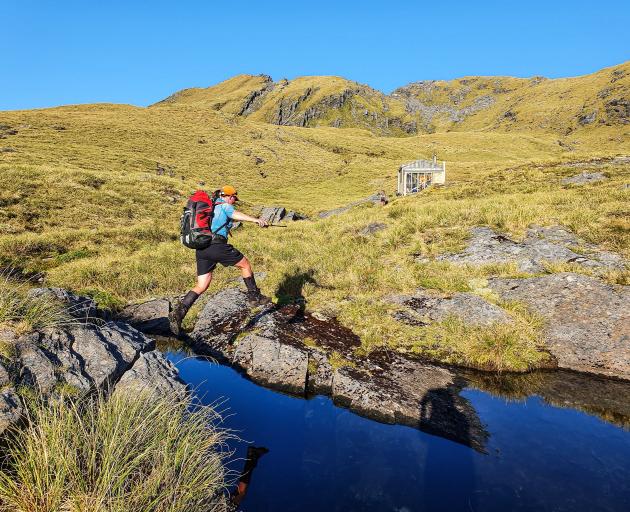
[2,0,629,110]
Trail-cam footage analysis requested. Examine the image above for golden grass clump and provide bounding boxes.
[0,391,228,512]
[0,274,73,334]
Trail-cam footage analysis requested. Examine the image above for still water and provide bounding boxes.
[165,349,630,512]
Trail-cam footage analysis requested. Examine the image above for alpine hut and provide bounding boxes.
[397,156,446,195]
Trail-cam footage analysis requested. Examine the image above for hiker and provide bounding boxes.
[170,185,269,335]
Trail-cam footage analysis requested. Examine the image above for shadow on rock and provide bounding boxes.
[274,269,318,309]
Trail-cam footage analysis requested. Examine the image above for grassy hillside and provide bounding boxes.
[153,74,420,135]
[154,61,630,137]
[393,61,630,134]
[1,61,629,370]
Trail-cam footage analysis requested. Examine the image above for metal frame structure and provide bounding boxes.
[397,158,446,195]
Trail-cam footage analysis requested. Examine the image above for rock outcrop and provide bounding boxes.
[561,172,608,185]
[435,225,625,273]
[189,289,490,450]
[388,290,511,326]
[318,191,388,218]
[490,273,630,379]
[0,294,186,436]
[249,205,307,225]
[119,298,172,335]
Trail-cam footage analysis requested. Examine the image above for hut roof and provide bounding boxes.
[400,159,444,171]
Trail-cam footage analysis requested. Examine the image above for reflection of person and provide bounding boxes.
[230,446,269,508]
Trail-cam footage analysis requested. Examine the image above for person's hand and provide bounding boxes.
[257,218,268,228]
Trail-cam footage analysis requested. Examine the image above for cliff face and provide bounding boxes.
[152,74,419,136]
[152,61,630,137]
[392,62,630,133]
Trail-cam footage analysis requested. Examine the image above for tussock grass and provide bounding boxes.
[0,392,228,512]
[0,274,72,334]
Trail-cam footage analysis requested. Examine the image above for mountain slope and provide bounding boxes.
[152,74,419,136]
[1,60,628,371]
[154,62,630,137]
[393,61,630,133]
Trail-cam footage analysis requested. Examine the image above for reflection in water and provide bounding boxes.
[166,350,630,512]
[230,446,269,508]
[418,380,489,452]
[465,369,630,429]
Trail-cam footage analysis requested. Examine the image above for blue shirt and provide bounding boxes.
[211,201,234,238]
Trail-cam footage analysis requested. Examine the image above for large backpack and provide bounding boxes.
[180,190,218,249]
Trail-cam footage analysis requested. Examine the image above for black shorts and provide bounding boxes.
[195,239,244,275]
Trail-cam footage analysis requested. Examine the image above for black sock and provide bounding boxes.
[243,275,259,293]
[181,290,199,308]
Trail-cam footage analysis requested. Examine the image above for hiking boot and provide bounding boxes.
[246,290,271,307]
[168,302,185,337]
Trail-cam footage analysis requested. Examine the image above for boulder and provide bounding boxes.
[115,350,187,398]
[436,225,625,273]
[259,206,286,225]
[561,172,608,185]
[119,298,171,335]
[389,290,511,326]
[191,288,253,358]
[234,333,309,394]
[0,389,23,435]
[284,210,306,221]
[490,273,630,379]
[16,322,155,393]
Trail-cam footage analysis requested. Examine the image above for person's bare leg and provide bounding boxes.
[192,272,212,294]
[234,257,253,278]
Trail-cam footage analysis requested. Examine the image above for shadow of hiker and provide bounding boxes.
[419,384,482,511]
[274,270,318,310]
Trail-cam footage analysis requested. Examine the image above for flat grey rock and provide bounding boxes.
[119,298,171,335]
[490,273,630,379]
[436,225,626,273]
[561,172,608,185]
[115,350,187,398]
[390,290,511,326]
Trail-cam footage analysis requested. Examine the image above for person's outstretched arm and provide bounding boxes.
[232,210,268,227]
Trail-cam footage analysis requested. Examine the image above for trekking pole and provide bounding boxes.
[267,224,288,228]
